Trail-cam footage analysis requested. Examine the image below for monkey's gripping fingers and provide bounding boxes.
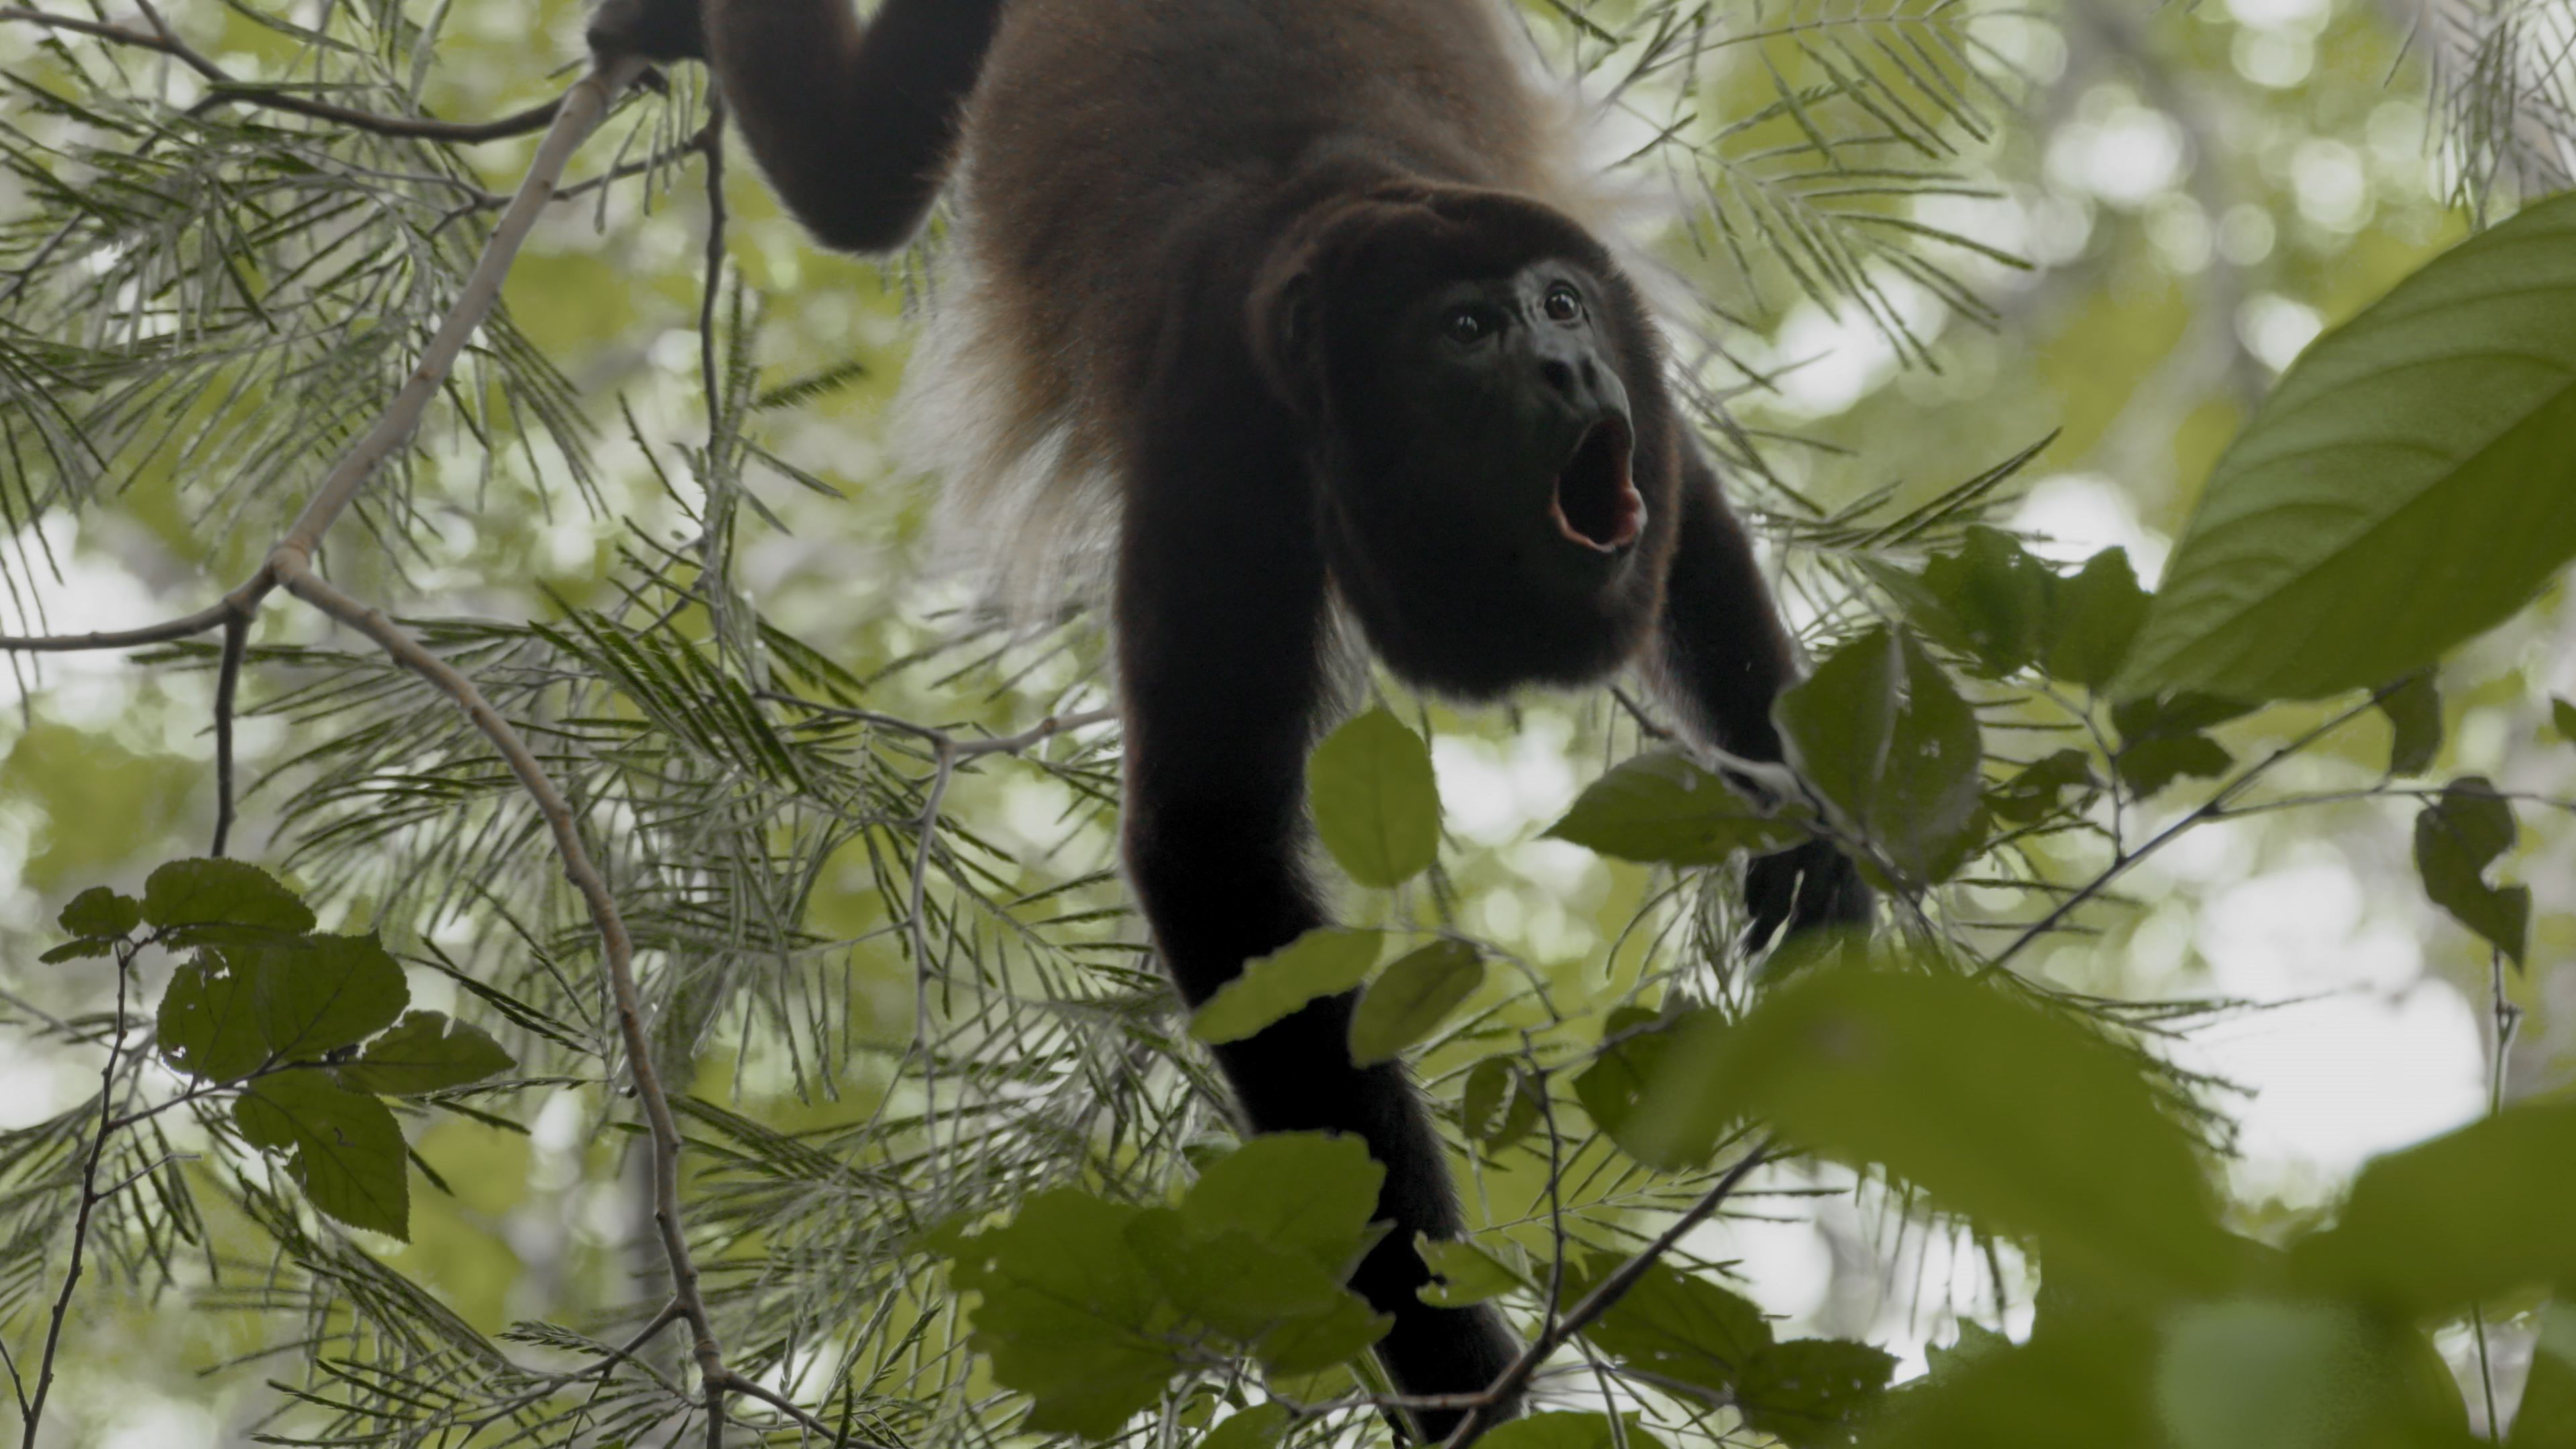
[1742,834,1872,953]
[586,0,704,63]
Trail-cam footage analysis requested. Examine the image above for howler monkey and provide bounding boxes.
[587,0,1869,1434]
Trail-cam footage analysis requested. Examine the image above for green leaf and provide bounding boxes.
[1573,1007,1713,1171]
[1776,628,1984,887]
[1866,1313,2163,1449]
[2412,776,2528,967]
[142,858,316,934]
[2377,672,2444,776]
[234,1069,411,1238]
[2153,1299,2428,1449]
[158,934,409,1082]
[1735,1337,1897,1448]
[1417,1237,1523,1307]
[1348,940,1485,1065]
[1177,1134,1385,1279]
[1479,1411,1668,1449]
[2116,189,2576,703]
[1200,1404,1289,1449]
[1988,749,2096,826]
[1635,961,2233,1299]
[2110,692,2245,798]
[2290,1096,2576,1316]
[1307,708,1440,889]
[2553,697,2576,745]
[337,1011,515,1095]
[1570,1254,1773,1392]
[1461,1055,1516,1141]
[2509,1300,2576,1449]
[1907,526,2053,677]
[950,1191,1179,1437]
[1248,1289,1389,1375]
[1543,751,1804,865]
[1189,929,1382,1045]
[38,938,115,965]
[2043,548,2152,690]
[58,886,141,939]
[1132,1215,1352,1340]
[1921,1320,2013,1386]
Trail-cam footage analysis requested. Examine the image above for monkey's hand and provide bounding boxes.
[586,0,704,62]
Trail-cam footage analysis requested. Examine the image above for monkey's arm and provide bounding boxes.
[588,0,1004,252]
[1656,451,1872,942]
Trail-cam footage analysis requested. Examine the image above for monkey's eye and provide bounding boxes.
[1542,283,1582,321]
[1442,307,1497,345]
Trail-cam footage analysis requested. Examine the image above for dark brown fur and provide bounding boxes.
[588,0,1870,1435]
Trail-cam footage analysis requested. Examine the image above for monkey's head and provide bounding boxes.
[1250,186,1680,698]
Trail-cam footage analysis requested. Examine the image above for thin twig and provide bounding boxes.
[22,943,133,1448]
[0,7,561,139]
[1432,1138,1775,1449]
[211,612,248,857]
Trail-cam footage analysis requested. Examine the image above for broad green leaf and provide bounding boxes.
[1543,751,1803,865]
[1189,929,1381,1044]
[1348,940,1485,1064]
[158,952,266,1081]
[2043,548,2151,690]
[1775,628,1983,887]
[1417,1237,1523,1307]
[1568,1254,1772,1391]
[1307,708,1440,888]
[1200,1404,1289,1449]
[38,938,115,965]
[2378,672,2444,776]
[2508,1301,2576,1449]
[2291,1097,2576,1315]
[337,1011,515,1095]
[1735,1338,1897,1448]
[58,886,141,939]
[2117,189,2576,703]
[1864,1314,2162,1449]
[234,1069,410,1238]
[160,934,408,1082]
[1635,961,2233,1299]
[1460,1055,1515,1140]
[1907,526,2052,677]
[1920,1320,2012,1386]
[1479,1411,1668,1449]
[1131,1216,1353,1340]
[2412,777,2528,966]
[2554,697,2576,745]
[1572,1007,1713,1170]
[2154,1299,2430,1449]
[1177,1134,1385,1279]
[2110,692,2245,798]
[1248,1291,1389,1375]
[142,858,315,933]
[949,1190,1179,1437]
[1988,749,2095,826]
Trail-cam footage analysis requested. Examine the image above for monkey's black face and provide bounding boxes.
[1301,239,1676,698]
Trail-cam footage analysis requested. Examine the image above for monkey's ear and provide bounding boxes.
[1246,244,1322,415]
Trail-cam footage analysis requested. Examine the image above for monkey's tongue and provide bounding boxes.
[1550,419,1643,552]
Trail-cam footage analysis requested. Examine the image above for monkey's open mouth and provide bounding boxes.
[1551,417,1644,553]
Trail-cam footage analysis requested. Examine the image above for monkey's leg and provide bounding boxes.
[1657,450,1872,943]
[1116,394,1519,1440]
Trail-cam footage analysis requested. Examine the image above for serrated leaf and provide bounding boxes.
[1189,929,1381,1044]
[1307,708,1440,889]
[142,858,315,933]
[2412,775,2528,966]
[2044,548,2151,689]
[1348,940,1485,1065]
[2378,672,2444,776]
[1735,1337,1897,1448]
[1417,1237,1523,1307]
[2117,189,2576,703]
[1132,1216,1351,1339]
[1635,959,2234,1299]
[1478,1411,1668,1449]
[58,886,141,939]
[158,934,409,1081]
[234,1069,410,1238]
[1907,526,2051,677]
[337,1011,515,1095]
[2110,692,2246,798]
[1776,627,1983,887]
[1200,1404,1289,1449]
[1248,1289,1389,1375]
[1544,751,1803,865]
[949,1191,1179,1437]
[1569,1254,1772,1391]
[38,938,115,964]
[2290,1096,2576,1315]
[1178,1134,1385,1279]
